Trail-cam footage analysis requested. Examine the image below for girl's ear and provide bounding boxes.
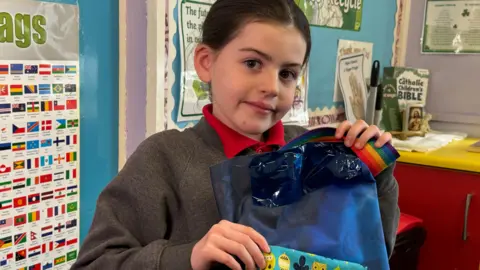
[194,44,215,83]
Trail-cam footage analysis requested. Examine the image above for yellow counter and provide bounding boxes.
[397,138,480,173]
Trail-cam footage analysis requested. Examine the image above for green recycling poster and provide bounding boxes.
[295,0,363,31]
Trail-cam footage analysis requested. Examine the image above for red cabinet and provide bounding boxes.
[394,163,480,270]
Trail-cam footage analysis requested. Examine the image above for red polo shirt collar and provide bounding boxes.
[203,104,286,158]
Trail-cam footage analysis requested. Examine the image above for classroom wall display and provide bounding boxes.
[294,0,363,31]
[422,0,480,54]
[167,0,397,130]
[0,1,80,269]
[176,0,214,122]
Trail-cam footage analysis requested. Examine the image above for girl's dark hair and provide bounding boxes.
[201,0,311,65]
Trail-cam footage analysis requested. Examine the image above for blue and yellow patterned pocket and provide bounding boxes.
[261,246,367,270]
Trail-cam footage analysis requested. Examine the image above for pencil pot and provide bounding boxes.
[209,128,400,270]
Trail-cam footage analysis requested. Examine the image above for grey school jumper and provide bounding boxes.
[72,119,399,270]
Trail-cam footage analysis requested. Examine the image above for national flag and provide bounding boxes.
[40,174,52,183]
[0,64,8,75]
[27,101,40,113]
[56,119,66,129]
[9,162,20,172]
[0,218,12,229]
[66,168,77,180]
[28,211,40,222]
[67,185,78,196]
[27,121,40,132]
[27,158,40,169]
[14,214,26,226]
[66,134,78,145]
[0,236,12,249]
[14,233,27,245]
[41,120,52,131]
[0,199,12,210]
[54,255,65,265]
[26,177,40,186]
[54,224,65,234]
[0,142,11,151]
[12,142,26,151]
[41,242,53,254]
[12,178,26,189]
[67,250,77,261]
[0,179,11,192]
[15,249,26,261]
[30,231,37,241]
[54,100,65,110]
[27,140,39,150]
[0,103,11,114]
[66,99,77,110]
[10,64,23,75]
[39,64,51,75]
[54,155,64,166]
[0,124,6,134]
[65,65,77,74]
[47,205,65,217]
[65,84,76,93]
[41,139,52,148]
[0,253,13,267]
[39,84,51,95]
[66,152,77,162]
[24,85,38,94]
[66,219,77,229]
[42,262,53,269]
[52,84,63,94]
[0,164,11,174]
[41,100,52,111]
[40,155,53,167]
[28,194,40,205]
[28,245,41,258]
[41,225,53,237]
[29,263,41,270]
[53,137,65,146]
[12,103,26,112]
[55,187,66,199]
[41,191,53,201]
[10,84,22,95]
[0,179,12,193]
[52,65,64,74]
[67,202,77,213]
[14,196,27,208]
[0,84,8,96]
[67,119,79,128]
[13,123,26,134]
[24,65,38,74]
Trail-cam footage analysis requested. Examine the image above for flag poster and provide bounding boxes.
[0,1,80,269]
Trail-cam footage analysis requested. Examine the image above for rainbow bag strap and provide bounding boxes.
[281,127,400,177]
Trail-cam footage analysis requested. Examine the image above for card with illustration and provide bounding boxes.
[337,53,367,123]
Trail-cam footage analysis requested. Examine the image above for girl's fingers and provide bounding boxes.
[345,120,369,147]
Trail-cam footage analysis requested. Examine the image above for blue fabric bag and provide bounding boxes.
[210,129,399,269]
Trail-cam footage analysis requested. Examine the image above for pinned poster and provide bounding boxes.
[0,0,80,269]
[177,0,215,122]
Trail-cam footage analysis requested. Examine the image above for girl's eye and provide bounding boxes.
[244,59,261,69]
[279,70,298,81]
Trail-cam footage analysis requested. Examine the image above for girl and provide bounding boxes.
[72,0,399,269]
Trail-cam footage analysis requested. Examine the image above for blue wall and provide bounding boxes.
[171,1,397,127]
[41,0,119,243]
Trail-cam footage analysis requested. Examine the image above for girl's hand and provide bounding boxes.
[191,220,270,270]
[335,120,392,149]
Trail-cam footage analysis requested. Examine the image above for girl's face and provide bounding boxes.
[195,22,307,139]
